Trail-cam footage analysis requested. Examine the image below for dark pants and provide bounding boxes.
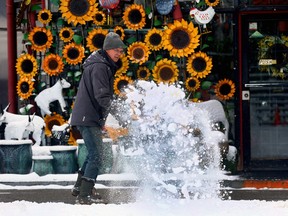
[77,126,103,181]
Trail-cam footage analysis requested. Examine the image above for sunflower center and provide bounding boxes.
[159,67,174,81]
[208,0,216,3]
[69,0,90,17]
[188,79,196,87]
[40,12,49,21]
[67,47,80,60]
[92,34,106,48]
[171,29,190,49]
[117,80,129,92]
[115,30,123,38]
[192,57,207,72]
[62,30,71,39]
[48,59,59,70]
[139,69,147,78]
[132,48,144,60]
[20,82,30,93]
[150,33,162,46]
[33,31,48,46]
[95,13,104,22]
[128,9,142,25]
[219,83,231,96]
[21,60,33,74]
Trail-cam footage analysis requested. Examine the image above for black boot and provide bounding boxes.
[71,169,83,196]
[75,178,105,205]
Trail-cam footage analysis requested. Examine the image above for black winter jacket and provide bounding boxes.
[70,50,118,127]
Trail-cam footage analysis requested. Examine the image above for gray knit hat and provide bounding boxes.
[103,32,126,50]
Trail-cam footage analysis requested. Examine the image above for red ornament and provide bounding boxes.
[99,0,120,9]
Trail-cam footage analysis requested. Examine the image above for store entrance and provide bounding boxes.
[240,12,288,170]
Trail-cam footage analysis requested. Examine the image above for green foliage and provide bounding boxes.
[31,4,42,12]
[73,34,83,44]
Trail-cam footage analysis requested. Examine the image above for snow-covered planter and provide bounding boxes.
[32,146,54,176]
[0,140,33,174]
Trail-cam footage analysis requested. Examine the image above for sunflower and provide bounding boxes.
[37,9,52,24]
[114,26,125,40]
[44,114,66,137]
[163,19,200,58]
[86,28,108,52]
[59,27,74,42]
[145,28,164,51]
[186,51,213,78]
[59,0,98,26]
[62,42,85,65]
[214,79,236,101]
[16,54,38,78]
[42,54,64,76]
[115,55,129,76]
[152,58,179,84]
[28,27,53,52]
[205,0,220,7]
[123,4,146,30]
[137,66,150,80]
[17,77,34,100]
[127,42,150,65]
[185,77,200,92]
[114,75,133,95]
[93,10,106,26]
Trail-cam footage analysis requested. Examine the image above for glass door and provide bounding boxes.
[242,12,288,170]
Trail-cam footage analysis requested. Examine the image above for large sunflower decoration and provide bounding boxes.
[205,0,220,7]
[137,66,150,80]
[43,54,64,76]
[86,28,108,52]
[115,55,129,76]
[163,19,200,58]
[214,79,236,101]
[114,26,125,40]
[59,27,74,43]
[152,58,179,84]
[44,114,66,137]
[28,27,53,52]
[37,9,52,25]
[123,4,146,30]
[16,53,38,78]
[185,77,200,92]
[258,35,288,78]
[145,28,164,51]
[114,75,133,95]
[17,77,34,100]
[93,10,106,26]
[186,51,213,78]
[127,42,150,65]
[62,42,85,65]
[59,0,98,26]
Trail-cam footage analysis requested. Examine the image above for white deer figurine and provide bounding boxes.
[4,113,35,141]
[35,78,71,117]
[0,104,45,146]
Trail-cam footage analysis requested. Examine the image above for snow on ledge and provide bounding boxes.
[0,140,33,145]
[48,145,77,151]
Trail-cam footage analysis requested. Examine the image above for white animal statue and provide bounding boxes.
[34,78,71,116]
[0,104,45,146]
[4,113,35,141]
[192,99,229,140]
[189,6,215,29]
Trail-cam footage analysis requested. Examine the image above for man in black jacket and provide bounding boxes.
[70,32,126,205]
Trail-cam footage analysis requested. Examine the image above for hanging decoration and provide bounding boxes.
[186,51,213,79]
[113,75,133,95]
[127,42,150,65]
[93,10,107,26]
[163,19,200,58]
[42,54,64,76]
[99,0,120,9]
[137,66,151,80]
[16,53,38,78]
[28,27,53,52]
[16,77,34,100]
[37,9,52,25]
[123,4,146,30]
[185,77,200,92]
[145,28,164,51]
[189,6,215,29]
[155,0,174,15]
[59,0,98,26]
[59,27,74,43]
[62,43,85,65]
[86,28,109,52]
[152,58,179,84]
[214,79,236,101]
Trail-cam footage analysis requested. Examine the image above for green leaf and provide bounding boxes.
[73,34,83,44]
[31,4,42,12]
[147,61,155,70]
[145,7,151,15]
[156,55,162,61]
[57,18,65,26]
[51,0,59,6]
[74,71,82,77]
[127,71,133,76]
[201,81,212,90]
[67,71,73,77]
[154,19,162,27]
[126,36,137,44]
[23,32,29,41]
[201,44,209,50]
[193,91,202,99]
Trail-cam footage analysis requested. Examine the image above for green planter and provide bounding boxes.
[0,140,33,174]
[32,155,54,176]
[49,146,78,174]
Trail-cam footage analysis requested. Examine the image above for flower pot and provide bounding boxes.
[32,155,54,176]
[0,140,33,174]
